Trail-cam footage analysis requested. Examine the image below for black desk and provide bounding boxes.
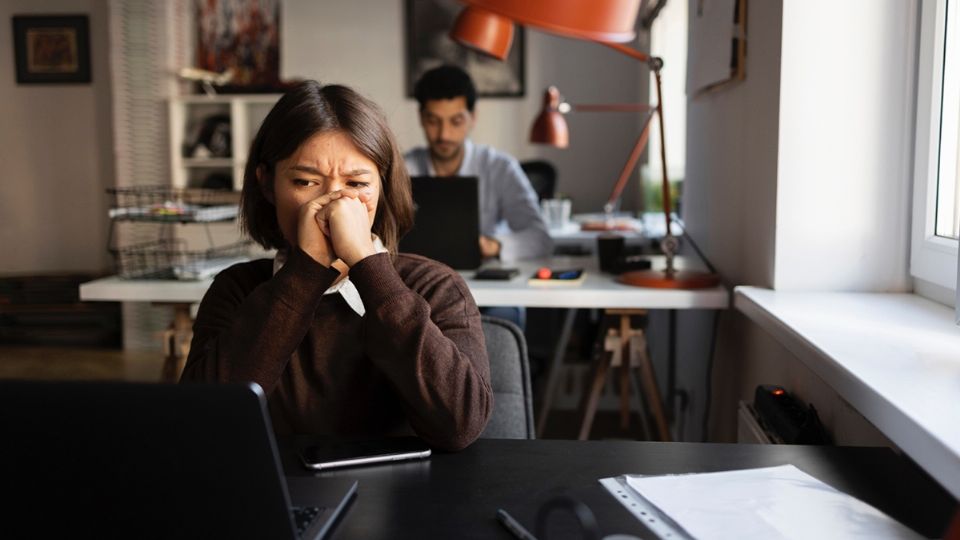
[282,439,957,539]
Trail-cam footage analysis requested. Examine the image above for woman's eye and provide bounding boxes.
[293,179,316,187]
[347,181,370,188]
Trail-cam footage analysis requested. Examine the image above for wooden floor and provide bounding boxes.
[0,346,165,382]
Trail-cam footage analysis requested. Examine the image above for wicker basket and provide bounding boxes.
[110,238,252,280]
[106,186,241,223]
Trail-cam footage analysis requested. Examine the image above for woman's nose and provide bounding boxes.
[323,179,348,195]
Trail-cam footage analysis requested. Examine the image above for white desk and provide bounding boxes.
[459,255,726,308]
[80,255,726,309]
[81,254,728,438]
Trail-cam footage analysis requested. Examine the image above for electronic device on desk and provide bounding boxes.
[609,255,653,274]
[300,436,431,471]
[399,176,482,270]
[754,385,831,445]
[529,267,585,285]
[473,267,520,280]
[0,381,357,540]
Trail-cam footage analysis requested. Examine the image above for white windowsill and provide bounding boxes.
[734,286,960,500]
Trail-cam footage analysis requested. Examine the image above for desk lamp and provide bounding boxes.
[451,0,719,289]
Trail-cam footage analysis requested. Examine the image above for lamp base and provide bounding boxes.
[617,269,720,289]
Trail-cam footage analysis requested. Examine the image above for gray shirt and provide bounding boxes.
[404,140,553,262]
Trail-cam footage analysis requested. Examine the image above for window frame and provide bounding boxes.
[911,0,958,291]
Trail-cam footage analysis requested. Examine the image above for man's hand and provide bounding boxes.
[479,235,501,259]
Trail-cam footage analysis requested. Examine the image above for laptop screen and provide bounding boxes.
[399,176,482,270]
[0,381,356,540]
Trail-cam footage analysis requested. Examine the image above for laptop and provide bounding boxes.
[0,381,356,540]
[399,175,483,270]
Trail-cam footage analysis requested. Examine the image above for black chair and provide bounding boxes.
[479,315,535,439]
[520,160,557,202]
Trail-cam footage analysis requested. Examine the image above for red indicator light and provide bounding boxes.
[536,267,552,279]
[772,388,785,396]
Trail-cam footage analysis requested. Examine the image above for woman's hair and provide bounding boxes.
[240,81,414,253]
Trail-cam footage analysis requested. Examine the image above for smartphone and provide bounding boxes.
[299,436,432,471]
[473,268,519,280]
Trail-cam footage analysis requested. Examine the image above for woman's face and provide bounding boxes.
[268,131,382,246]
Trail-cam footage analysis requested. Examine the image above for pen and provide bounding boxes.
[496,508,538,540]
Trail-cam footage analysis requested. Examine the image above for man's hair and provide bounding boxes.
[413,65,477,112]
[240,81,414,253]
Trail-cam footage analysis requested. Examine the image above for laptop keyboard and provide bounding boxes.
[292,506,327,537]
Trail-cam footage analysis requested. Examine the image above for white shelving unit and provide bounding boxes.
[169,94,282,190]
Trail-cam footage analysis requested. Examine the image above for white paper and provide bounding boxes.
[607,465,923,540]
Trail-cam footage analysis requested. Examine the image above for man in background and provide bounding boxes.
[405,65,552,263]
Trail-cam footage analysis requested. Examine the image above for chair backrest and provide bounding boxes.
[479,315,535,439]
[520,160,557,202]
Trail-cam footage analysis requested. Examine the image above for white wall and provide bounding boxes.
[0,0,113,275]
[281,0,648,213]
[774,0,915,292]
[686,0,910,444]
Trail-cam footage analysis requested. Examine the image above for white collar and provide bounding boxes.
[273,236,388,317]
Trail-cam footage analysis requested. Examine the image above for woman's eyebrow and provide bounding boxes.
[291,164,323,175]
[289,165,371,176]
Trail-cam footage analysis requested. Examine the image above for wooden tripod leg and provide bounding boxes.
[619,323,632,431]
[161,303,193,383]
[629,369,652,439]
[578,348,611,441]
[631,321,671,441]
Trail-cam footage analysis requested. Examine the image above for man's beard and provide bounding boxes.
[430,141,461,162]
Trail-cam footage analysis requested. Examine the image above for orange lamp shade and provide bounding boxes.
[530,86,569,147]
[452,0,640,49]
[450,6,515,60]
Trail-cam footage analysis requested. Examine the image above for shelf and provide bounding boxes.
[182,158,234,168]
[170,94,280,190]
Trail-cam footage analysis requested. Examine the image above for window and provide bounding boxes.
[936,0,960,240]
[911,0,959,291]
[645,0,687,213]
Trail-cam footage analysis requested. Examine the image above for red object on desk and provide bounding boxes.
[536,267,552,279]
[579,220,641,232]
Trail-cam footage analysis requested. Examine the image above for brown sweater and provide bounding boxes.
[180,247,492,451]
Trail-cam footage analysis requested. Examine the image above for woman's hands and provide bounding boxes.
[296,189,377,270]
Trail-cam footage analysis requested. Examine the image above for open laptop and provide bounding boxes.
[399,175,483,270]
[0,381,356,540]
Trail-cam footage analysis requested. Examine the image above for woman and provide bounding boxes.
[180,81,492,451]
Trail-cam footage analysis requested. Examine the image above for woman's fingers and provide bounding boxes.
[357,191,377,212]
[308,189,365,237]
[321,196,375,267]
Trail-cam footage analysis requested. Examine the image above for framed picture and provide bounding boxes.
[688,0,747,96]
[195,0,281,93]
[12,15,91,84]
[405,0,525,98]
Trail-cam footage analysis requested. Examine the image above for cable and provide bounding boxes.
[701,309,722,442]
